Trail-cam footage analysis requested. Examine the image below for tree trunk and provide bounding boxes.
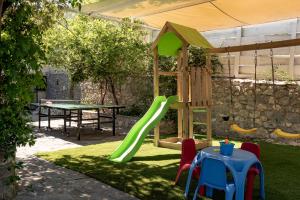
[108,77,119,105]
[0,151,16,200]
[101,80,108,105]
[0,0,4,83]
[69,81,75,99]
[0,2,17,199]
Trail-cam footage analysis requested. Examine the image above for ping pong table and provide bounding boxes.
[33,100,125,140]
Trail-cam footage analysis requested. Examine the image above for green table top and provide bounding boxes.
[31,103,125,110]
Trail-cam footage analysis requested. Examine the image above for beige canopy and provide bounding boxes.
[82,0,300,31]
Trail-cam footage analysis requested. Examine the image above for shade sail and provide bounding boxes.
[82,0,300,31]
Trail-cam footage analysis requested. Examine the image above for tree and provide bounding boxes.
[0,0,81,198]
[43,15,150,105]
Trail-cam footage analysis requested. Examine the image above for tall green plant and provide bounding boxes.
[43,15,150,105]
[188,46,222,72]
[0,0,81,159]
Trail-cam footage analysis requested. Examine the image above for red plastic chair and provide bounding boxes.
[241,142,261,200]
[175,139,204,196]
[175,139,200,185]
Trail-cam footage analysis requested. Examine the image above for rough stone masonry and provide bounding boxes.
[211,78,300,140]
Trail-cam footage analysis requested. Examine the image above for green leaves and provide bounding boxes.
[0,0,77,158]
[43,15,150,103]
[188,46,223,72]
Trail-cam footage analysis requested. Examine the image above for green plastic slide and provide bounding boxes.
[110,96,178,163]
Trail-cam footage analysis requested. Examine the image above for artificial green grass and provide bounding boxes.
[37,139,300,200]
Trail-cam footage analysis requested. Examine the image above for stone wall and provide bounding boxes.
[78,77,153,115]
[80,77,300,141]
[40,67,71,100]
[211,78,300,139]
[40,67,300,142]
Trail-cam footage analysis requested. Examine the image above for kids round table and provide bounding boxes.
[184,146,265,200]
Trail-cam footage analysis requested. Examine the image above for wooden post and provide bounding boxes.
[181,44,190,139]
[206,107,212,145]
[153,47,160,146]
[189,108,194,139]
[177,50,183,138]
[206,54,212,145]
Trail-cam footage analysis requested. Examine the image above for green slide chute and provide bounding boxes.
[110,96,178,162]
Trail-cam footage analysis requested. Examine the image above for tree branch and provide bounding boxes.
[0,0,4,39]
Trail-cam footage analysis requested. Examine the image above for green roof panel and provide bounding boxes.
[158,32,183,56]
[169,22,213,49]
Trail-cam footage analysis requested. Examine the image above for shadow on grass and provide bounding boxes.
[38,153,189,200]
[132,154,180,162]
[38,141,300,200]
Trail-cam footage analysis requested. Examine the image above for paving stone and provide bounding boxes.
[16,118,139,200]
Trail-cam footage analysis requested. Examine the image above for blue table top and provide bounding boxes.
[185,146,265,200]
[199,146,258,172]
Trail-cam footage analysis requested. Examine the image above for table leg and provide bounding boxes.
[80,110,83,125]
[233,172,246,200]
[112,108,116,136]
[205,187,213,198]
[185,157,200,198]
[97,108,100,130]
[258,164,265,199]
[38,106,41,129]
[76,109,82,140]
[63,109,67,134]
[47,108,51,129]
[69,111,72,127]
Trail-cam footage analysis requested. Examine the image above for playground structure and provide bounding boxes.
[110,21,300,163]
[152,22,214,150]
[152,21,300,148]
[110,22,215,162]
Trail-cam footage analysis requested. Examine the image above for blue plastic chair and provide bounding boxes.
[193,157,235,200]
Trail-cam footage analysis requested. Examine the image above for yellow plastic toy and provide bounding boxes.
[230,123,257,134]
[273,129,300,139]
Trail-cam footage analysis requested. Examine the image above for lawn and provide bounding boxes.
[37,138,300,200]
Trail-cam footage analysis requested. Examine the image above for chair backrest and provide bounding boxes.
[241,142,260,160]
[180,139,197,166]
[200,158,227,190]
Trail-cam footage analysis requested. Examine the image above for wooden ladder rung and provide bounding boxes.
[192,109,207,113]
[158,71,179,76]
[193,122,207,125]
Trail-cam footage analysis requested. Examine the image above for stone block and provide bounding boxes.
[278,96,290,106]
[263,121,276,129]
[286,113,300,124]
[257,104,267,111]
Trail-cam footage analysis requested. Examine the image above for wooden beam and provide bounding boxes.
[209,38,300,53]
[181,44,190,139]
[158,71,178,76]
[167,23,189,46]
[152,21,189,50]
[189,108,193,139]
[177,51,183,138]
[153,47,160,146]
[153,48,159,97]
[206,106,212,146]
[151,23,170,50]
